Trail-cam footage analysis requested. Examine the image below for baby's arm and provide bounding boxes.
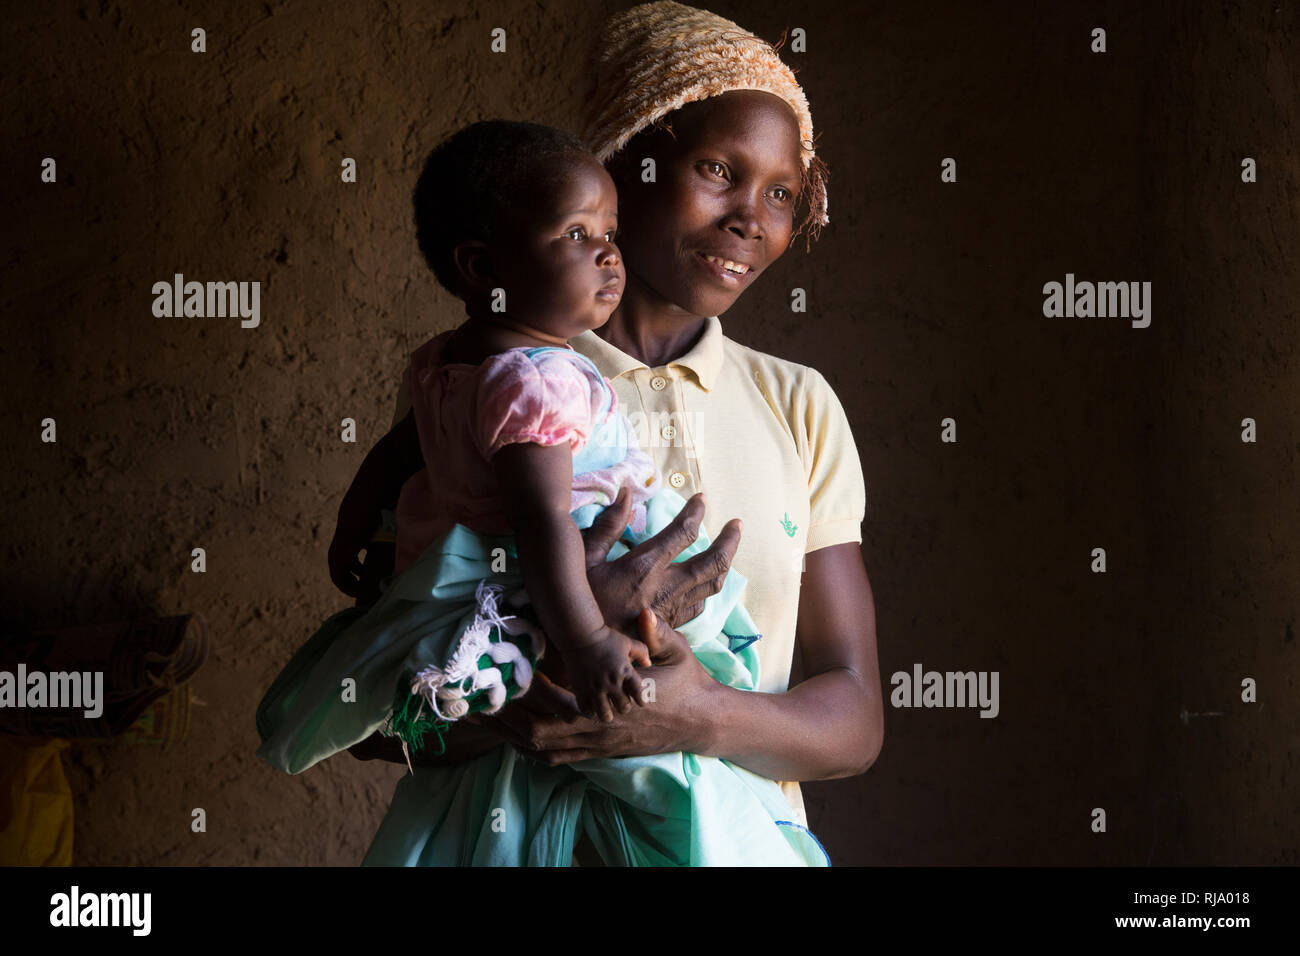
[492,441,650,722]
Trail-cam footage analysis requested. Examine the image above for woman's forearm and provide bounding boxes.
[694,543,884,782]
[695,667,883,782]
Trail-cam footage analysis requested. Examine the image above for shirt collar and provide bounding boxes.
[571,316,723,392]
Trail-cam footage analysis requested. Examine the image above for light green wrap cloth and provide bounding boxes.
[256,487,829,866]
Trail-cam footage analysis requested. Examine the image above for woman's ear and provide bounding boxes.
[451,240,496,294]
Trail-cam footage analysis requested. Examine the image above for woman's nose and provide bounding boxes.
[723,200,762,240]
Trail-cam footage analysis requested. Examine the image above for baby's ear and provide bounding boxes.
[451,240,496,293]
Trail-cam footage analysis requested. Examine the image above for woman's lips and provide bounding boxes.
[694,251,752,285]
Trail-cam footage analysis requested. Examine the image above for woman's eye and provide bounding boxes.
[703,161,727,178]
[770,186,792,202]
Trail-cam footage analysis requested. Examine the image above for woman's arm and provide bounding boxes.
[696,542,883,779]
[488,541,883,782]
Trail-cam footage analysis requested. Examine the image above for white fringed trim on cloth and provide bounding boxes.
[408,580,546,723]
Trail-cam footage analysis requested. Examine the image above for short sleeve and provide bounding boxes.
[473,350,600,461]
[799,366,867,552]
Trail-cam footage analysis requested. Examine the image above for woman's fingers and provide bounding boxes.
[632,493,706,574]
[519,748,594,766]
[667,516,741,625]
[483,706,541,751]
[473,712,531,752]
[623,501,740,627]
[516,671,581,720]
[636,607,691,665]
[484,675,595,751]
[678,516,741,583]
[582,487,632,567]
[671,602,705,628]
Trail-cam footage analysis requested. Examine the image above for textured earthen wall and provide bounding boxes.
[3,0,1294,865]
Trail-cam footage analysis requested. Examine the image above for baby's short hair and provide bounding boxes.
[413,120,590,298]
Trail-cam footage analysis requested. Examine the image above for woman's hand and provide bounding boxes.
[477,608,719,764]
[348,488,743,767]
[582,489,742,636]
[346,669,583,767]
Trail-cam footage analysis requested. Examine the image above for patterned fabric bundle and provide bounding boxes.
[385,581,544,764]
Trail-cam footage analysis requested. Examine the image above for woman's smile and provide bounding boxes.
[693,250,754,285]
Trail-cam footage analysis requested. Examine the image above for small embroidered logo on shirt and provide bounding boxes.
[780,513,797,537]
[727,633,760,653]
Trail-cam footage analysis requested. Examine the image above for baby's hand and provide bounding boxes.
[566,626,651,723]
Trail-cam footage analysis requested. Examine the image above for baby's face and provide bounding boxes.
[491,155,625,339]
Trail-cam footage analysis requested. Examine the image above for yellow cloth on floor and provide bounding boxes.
[0,737,74,866]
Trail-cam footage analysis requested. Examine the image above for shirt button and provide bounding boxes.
[650,375,668,391]
[668,471,687,488]
[661,424,677,441]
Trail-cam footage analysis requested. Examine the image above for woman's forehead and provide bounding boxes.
[669,94,803,172]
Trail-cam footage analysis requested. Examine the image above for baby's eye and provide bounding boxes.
[564,227,587,240]
[604,229,619,242]
[702,161,727,178]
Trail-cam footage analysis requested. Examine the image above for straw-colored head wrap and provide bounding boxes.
[581,1,829,248]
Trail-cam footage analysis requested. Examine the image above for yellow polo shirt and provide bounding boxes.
[389,316,867,827]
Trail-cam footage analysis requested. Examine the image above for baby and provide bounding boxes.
[389,120,657,723]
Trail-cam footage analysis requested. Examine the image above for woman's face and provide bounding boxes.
[610,90,804,320]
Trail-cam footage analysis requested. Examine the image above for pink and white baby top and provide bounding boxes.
[393,330,662,574]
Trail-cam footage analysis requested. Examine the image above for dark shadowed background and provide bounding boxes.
[2,0,1296,865]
